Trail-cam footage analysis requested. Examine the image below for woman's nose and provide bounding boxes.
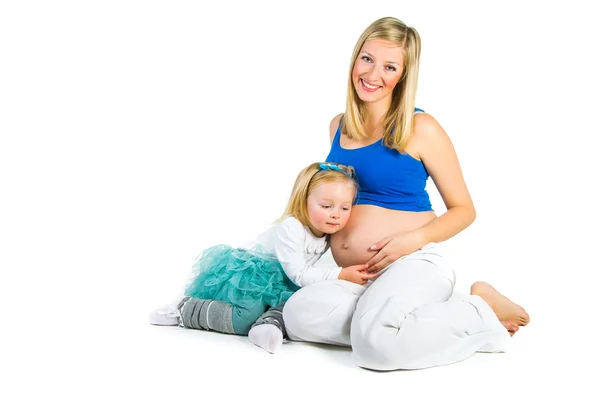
[364,64,380,82]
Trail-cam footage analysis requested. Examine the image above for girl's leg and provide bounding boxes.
[148,307,180,326]
[248,304,285,353]
[251,304,286,335]
[283,279,367,347]
[350,246,511,370]
[178,297,265,335]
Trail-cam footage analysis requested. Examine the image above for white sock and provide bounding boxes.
[148,307,180,326]
[248,324,283,354]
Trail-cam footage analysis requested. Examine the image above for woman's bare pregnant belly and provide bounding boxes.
[330,205,437,267]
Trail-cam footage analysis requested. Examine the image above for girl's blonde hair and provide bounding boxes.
[343,16,421,152]
[278,162,358,229]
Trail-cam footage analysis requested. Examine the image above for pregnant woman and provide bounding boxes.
[283,16,529,371]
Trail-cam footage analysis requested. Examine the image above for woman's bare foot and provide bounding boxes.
[471,281,530,328]
[501,320,519,337]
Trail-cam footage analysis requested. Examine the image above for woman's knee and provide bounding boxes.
[351,322,418,371]
[350,297,407,370]
[283,280,364,345]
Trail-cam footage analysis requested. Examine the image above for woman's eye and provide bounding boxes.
[386,65,397,72]
[361,56,372,62]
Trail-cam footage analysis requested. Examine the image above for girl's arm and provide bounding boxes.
[272,218,342,287]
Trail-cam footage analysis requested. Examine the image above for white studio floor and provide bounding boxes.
[142,283,592,400]
[106,290,588,400]
[3,240,596,400]
[7,250,588,400]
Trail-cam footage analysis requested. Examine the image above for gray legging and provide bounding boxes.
[178,297,286,336]
[250,304,286,338]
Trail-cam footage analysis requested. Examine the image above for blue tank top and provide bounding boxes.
[325,110,432,212]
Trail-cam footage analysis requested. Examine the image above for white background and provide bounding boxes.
[1,0,599,399]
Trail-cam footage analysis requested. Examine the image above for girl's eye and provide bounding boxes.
[321,205,331,209]
[343,207,350,211]
[386,65,397,72]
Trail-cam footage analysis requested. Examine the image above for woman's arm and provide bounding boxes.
[412,113,476,243]
[366,113,476,272]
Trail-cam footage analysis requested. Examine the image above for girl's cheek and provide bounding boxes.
[315,210,329,223]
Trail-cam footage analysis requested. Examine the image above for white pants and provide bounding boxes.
[283,244,510,370]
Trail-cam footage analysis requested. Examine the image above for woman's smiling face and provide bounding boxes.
[352,39,405,107]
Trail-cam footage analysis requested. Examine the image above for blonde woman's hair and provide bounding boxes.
[278,162,358,230]
[343,16,421,152]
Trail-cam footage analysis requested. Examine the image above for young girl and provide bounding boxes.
[149,162,376,353]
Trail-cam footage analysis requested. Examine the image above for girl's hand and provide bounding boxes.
[338,264,378,285]
[365,231,425,273]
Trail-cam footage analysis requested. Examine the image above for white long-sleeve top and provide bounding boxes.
[247,217,342,288]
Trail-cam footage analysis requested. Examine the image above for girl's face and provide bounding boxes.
[306,181,355,237]
[352,39,404,107]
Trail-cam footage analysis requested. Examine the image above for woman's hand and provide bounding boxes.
[338,264,378,285]
[365,230,425,273]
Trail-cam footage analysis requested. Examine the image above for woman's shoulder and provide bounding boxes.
[413,112,448,141]
[329,113,344,143]
[411,112,453,158]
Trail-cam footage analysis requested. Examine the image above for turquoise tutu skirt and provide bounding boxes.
[184,244,300,311]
